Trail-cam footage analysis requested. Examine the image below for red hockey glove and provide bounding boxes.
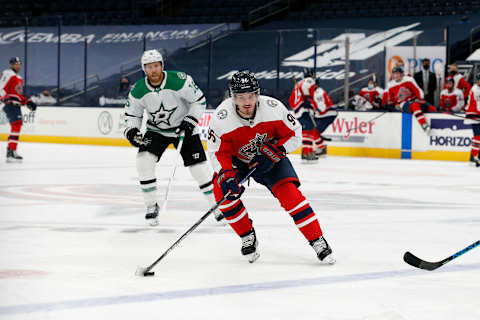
[217,169,244,201]
[250,143,286,175]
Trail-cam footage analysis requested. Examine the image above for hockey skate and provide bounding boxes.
[310,236,335,264]
[240,228,260,263]
[421,123,432,136]
[472,156,480,168]
[315,147,327,158]
[301,152,319,164]
[145,203,159,226]
[6,148,23,163]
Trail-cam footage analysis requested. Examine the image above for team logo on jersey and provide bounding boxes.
[239,133,267,159]
[397,87,412,102]
[266,99,278,107]
[177,72,187,79]
[217,109,228,120]
[150,102,177,126]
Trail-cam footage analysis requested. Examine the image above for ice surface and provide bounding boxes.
[0,142,479,320]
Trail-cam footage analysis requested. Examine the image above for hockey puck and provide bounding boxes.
[144,272,155,276]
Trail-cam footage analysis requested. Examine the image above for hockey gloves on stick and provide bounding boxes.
[26,100,37,111]
[250,142,286,176]
[125,128,151,148]
[217,169,244,201]
[175,116,197,137]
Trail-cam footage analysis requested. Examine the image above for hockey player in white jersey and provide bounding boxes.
[208,70,334,264]
[123,49,224,225]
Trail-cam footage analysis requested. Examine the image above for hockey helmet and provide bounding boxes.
[141,49,163,73]
[392,65,404,74]
[9,57,21,65]
[229,70,260,96]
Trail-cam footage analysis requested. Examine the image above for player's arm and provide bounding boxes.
[458,78,472,97]
[124,93,149,147]
[178,74,206,135]
[207,117,233,172]
[408,78,424,100]
[275,103,302,153]
[455,90,465,112]
[0,71,9,97]
[439,92,447,110]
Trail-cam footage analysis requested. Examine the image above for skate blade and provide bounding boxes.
[321,254,336,265]
[246,251,260,263]
[147,218,159,226]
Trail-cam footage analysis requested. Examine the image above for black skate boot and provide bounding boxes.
[310,236,335,264]
[315,147,327,158]
[145,203,159,226]
[6,148,23,163]
[240,228,260,263]
[473,156,480,168]
[301,151,319,163]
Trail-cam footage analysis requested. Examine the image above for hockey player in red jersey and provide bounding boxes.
[443,64,471,99]
[439,78,465,112]
[208,70,335,264]
[465,75,480,167]
[353,79,384,111]
[383,66,436,135]
[1,57,37,162]
[288,70,318,162]
[310,85,338,157]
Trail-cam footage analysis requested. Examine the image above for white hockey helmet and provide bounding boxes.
[141,49,163,73]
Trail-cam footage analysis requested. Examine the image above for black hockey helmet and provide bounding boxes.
[229,70,259,96]
[9,57,21,64]
[446,77,455,84]
[392,65,404,74]
[303,68,315,78]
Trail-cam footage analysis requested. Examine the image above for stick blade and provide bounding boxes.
[135,266,155,277]
[403,251,441,271]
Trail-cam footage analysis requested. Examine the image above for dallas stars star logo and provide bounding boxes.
[150,102,177,126]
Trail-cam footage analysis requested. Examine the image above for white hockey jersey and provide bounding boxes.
[207,95,301,172]
[124,70,206,138]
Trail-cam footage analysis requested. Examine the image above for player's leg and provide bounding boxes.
[313,113,337,157]
[255,157,335,263]
[470,123,480,167]
[136,131,171,225]
[405,101,431,134]
[212,164,258,262]
[297,112,317,162]
[179,133,225,223]
[4,103,23,163]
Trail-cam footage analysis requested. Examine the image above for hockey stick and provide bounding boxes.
[403,240,480,271]
[136,166,257,277]
[438,110,480,123]
[159,130,185,217]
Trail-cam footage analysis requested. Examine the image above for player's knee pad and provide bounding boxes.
[136,151,158,180]
[188,161,213,186]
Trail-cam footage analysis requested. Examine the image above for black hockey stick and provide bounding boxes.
[136,167,256,277]
[403,240,480,271]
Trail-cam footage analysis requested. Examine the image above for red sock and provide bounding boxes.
[312,130,325,150]
[8,120,22,151]
[409,102,427,126]
[273,182,322,242]
[472,135,480,157]
[302,130,315,154]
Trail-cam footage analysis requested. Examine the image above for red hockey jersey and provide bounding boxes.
[0,69,28,105]
[444,74,471,99]
[208,95,301,172]
[439,88,465,112]
[288,77,315,111]
[465,84,480,121]
[359,87,383,107]
[383,76,424,109]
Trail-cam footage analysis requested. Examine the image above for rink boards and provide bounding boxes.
[0,106,473,161]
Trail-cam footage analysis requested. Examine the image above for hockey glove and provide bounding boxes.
[176,116,197,137]
[217,169,244,201]
[125,128,151,148]
[26,100,37,111]
[250,142,286,176]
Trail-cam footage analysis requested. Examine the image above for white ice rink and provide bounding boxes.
[0,142,479,320]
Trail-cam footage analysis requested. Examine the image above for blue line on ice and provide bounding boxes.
[1,263,479,315]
